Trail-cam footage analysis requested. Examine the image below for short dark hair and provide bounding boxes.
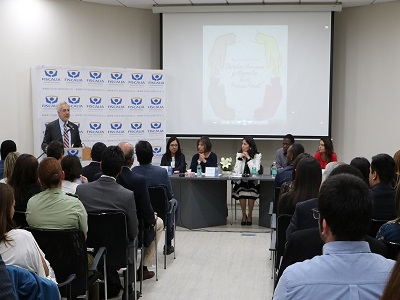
[46,141,64,160]
[1,140,17,160]
[101,146,124,177]
[289,143,304,159]
[371,153,395,184]
[284,134,295,144]
[61,155,82,181]
[135,141,153,165]
[318,174,372,241]
[329,164,363,180]
[350,157,371,185]
[197,136,212,153]
[91,142,107,162]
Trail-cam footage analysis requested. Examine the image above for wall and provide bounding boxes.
[0,0,160,154]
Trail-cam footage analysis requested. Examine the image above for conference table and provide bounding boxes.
[170,174,275,229]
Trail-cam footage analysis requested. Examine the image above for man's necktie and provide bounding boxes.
[63,123,69,148]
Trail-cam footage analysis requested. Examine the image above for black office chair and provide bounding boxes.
[148,186,176,269]
[274,214,292,285]
[383,241,400,260]
[13,210,28,228]
[26,227,106,300]
[368,219,389,238]
[87,212,138,300]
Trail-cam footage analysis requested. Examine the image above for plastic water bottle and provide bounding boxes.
[251,166,257,177]
[271,162,277,179]
[196,161,202,177]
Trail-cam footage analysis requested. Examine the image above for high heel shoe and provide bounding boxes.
[241,216,247,226]
[246,217,252,226]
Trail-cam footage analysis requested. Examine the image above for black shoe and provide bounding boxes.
[247,217,252,226]
[241,216,247,226]
[163,245,174,255]
[136,269,155,281]
[122,287,141,300]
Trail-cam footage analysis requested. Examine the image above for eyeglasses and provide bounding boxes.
[311,208,320,220]
[170,144,178,147]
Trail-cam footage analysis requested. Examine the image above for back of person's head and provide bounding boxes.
[166,136,182,158]
[284,134,295,144]
[350,157,371,185]
[289,143,304,159]
[322,161,342,182]
[101,146,124,177]
[329,164,363,179]
[371,153,395,184]
[3,152,20,180]
[0,183,15,243]
[1,140,17,160]
[61,155,82,182]
[241,136,258,155]
[291,153,311,181]
[91,142,107,162]
[118,142,134,167]
[292,156,322,201]
[197,136,212,152]
[135,141,153,165]
[318,174,372,241]
[8,154,39,199]
[46,141,64,160]
[38,157,63,189]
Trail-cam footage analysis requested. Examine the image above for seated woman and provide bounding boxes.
[0,183,55,282]
[314,137,338,169]
[8,154,42,212]
[232,136,262,226]
[189,136,217,173]
[61,155,87,194]
[161,136,186,173]
[350,157,371,186]
[0,151,20,184]
[278,156,322,215]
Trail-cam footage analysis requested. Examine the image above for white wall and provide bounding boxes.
[0,0,160,154]
[1,0,399,166]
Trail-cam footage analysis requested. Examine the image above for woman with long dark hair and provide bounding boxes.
[314,137,338,169]
[232,136,262,225]
[161,136,186,173]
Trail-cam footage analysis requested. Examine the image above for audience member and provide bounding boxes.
[275,143,304,188]
[370,153,396,220]
[46,141,64,161]
[117,142,163,281]
[0,183,55,281]
[275,134,294,169]
[75,146,138,299]
[82,142,107,182]
[8,154,41,212]
[350,156,371,186]
[61,155,87,194]
[381,256,400,300]
[232,136,262,226]
[285,164,364,239]
[278,156,321,215]
[161,136,186,173]
[189,136,217,173]
[274,174,395,299]
[321,161,342,183]
[314,136,337,169]
[393,149,400,188]
[26,157,87,237]
[0,140,17,178]
[279,153,309,195]
[0,253,15,299]
[0,152,20,184]
[132,141,178,255]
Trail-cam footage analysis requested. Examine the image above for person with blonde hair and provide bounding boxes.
[0,152,20,184]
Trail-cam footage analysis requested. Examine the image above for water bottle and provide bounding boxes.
[271,161,277,179]
[251,166,257,177]
[196,161,202,177]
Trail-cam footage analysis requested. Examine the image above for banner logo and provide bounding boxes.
[67,150,79,156]
[68,96,80,104]
[45,96,58,104]
[153,146,162,154]
[148,97,164,109]
[90,97,102,105]
[128,97,144,110]
[131,98,142,105]
[150,122,162,129]
[129,73,145,85]
[87,97,104,109]
[151,98,162,105]
[42,69,61,82]
[131,122,142,130]
[132,73,143,80]
[148,122,164,133]
[65,70,83,83]
[87,122,104,134]
[152,74,163,81]
[111,72,123,80]
[89,71,101,79]
[89,122,102,130]
[148,73,164,85]
[67,70,80,78]
[44,69,57,77]
[110,122,123,130]
[110,97,123,105]
[109,122,125,134]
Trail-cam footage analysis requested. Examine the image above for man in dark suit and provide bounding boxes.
[117,142,164,281]
[131,140,178,255]
[75,146,138,298]
[82,142,107,182]
[41,101,82,152]
[369,153,396,220]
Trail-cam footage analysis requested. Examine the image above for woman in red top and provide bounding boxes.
[314,137,338,169]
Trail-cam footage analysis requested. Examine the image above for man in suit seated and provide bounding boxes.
[274,173,395,299]
[369,153,396,220]
[131,140,178,255]
[75,146,138,299]
[275,143,304,188]
[41,101,82,153]
[117,142,164,281]
[82,142,107,182]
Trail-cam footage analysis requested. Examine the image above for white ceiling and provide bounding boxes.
[82,0,398,10]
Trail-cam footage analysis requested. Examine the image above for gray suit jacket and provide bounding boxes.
[76,176,138,241]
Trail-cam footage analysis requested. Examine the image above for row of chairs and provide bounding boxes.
[11,185,175,300]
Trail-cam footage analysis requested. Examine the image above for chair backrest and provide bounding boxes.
[26,227,87,298]
[147,186,169,224]
[275,214,292,269]
[273,187,281,214]
[368,219,389,238]
[87,212,129,270]
[13,211,28,228]
[383,241,400,260]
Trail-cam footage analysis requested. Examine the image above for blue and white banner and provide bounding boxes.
[31,65,166,165]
